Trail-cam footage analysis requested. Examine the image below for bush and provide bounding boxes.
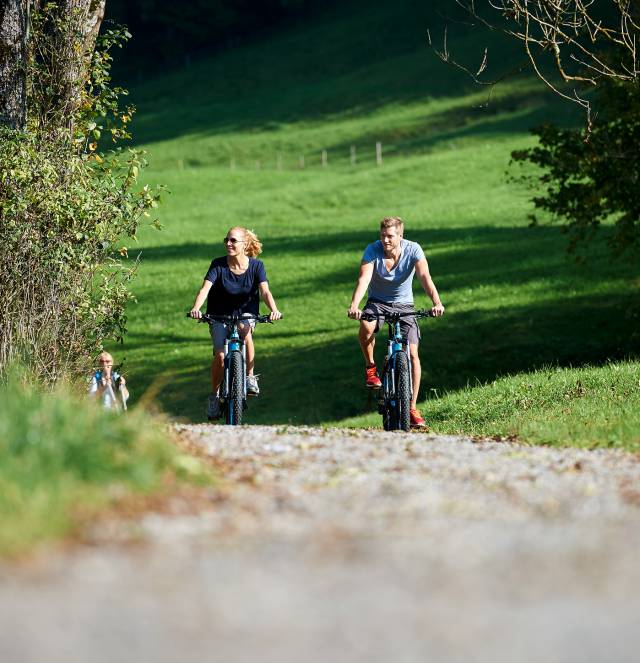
[0,17,162,382]
[0,131,157,380]
[511,80,640,262]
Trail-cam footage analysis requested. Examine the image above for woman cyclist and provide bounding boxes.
[189,227,282,419]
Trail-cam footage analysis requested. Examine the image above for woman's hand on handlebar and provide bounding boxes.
[189,308,202,319]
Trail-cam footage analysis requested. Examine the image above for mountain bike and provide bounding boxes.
[361,309,434,432]
[190,312,276,425]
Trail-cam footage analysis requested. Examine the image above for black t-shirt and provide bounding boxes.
[204,257,268,316]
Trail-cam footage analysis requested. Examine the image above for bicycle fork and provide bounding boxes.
[379,339,414,411]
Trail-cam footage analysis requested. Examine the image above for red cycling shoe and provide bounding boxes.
[365,365,382,389]
[410,408,427,428]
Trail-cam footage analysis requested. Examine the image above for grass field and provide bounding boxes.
[113,0,639,447]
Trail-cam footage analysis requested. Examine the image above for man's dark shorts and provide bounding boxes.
[362,299,421,345]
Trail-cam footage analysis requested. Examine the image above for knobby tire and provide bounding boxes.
[395,351,411,432]
[226,351,244,425]
[380,363,394,431]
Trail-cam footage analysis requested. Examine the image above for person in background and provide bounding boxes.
[89,351,129,410]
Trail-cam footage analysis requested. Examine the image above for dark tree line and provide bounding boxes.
[105,0,329,71]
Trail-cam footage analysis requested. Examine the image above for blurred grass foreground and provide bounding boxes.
[0,370,209,557]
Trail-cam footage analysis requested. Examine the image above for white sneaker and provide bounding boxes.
[246,374,260,396]
[207,393,221,420]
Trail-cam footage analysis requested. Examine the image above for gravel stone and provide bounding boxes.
[1,425,639,663]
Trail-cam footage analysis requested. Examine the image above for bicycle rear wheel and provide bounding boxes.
[225,351,244,425]
[394,351,411,432]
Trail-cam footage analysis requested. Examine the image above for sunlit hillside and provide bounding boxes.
[114,0,638,442]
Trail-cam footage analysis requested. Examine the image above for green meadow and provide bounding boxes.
[116,0,639,447]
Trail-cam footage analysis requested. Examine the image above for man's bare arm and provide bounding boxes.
[348,262,374,319]
[415,259,445,316]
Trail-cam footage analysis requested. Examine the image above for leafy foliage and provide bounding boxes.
[429,2,639,259]
[511,80,640,259]
[0,11,162,382]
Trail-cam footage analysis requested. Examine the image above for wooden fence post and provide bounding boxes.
[350,145,356,165]
[376,141,382,166]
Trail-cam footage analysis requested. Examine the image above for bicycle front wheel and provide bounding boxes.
[394,351,411,432]
[226,350,244,425]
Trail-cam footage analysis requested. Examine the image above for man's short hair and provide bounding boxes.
[380,216,404,231]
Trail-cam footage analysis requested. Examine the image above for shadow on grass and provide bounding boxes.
[129,224,639,423]
[133,289,639,425]
[127,0,576,151]
[136,224,627,297]
[326,89,575,160]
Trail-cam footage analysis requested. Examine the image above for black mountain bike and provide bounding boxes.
[361,309,434,432]
[190,312,276,425]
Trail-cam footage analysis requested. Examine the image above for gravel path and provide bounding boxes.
[2,425,640,663]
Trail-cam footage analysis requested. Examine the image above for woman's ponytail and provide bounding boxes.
[243,228,263,257]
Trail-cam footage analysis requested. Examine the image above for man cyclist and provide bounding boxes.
[347,216,444,428]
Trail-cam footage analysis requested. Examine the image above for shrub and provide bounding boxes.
[0,17,162,382]
[0,368,208,556]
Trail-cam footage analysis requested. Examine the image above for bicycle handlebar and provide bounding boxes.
[360,308,436,323]
[186,312,280,324]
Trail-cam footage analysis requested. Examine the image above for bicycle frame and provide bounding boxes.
[189,311,274,425]
[360,309,434,431]
[381,316,413,412]
[220,319,247,406]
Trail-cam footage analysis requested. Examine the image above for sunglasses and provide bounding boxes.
[224,237,244,245]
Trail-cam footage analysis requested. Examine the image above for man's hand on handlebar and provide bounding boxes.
[347,305,362,320]
[269,309,283,321]
[189,309,202,319]
[430,302,445,317]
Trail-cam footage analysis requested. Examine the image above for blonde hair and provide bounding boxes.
[98,351,113,365]
[380,216,404,231]
[230,226,263,257]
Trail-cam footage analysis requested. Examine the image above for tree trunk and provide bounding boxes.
[55,0,106,128]
[34,0,106,132]
[0,0,28,130]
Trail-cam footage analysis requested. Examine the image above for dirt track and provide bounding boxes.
[2,425,640,663]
